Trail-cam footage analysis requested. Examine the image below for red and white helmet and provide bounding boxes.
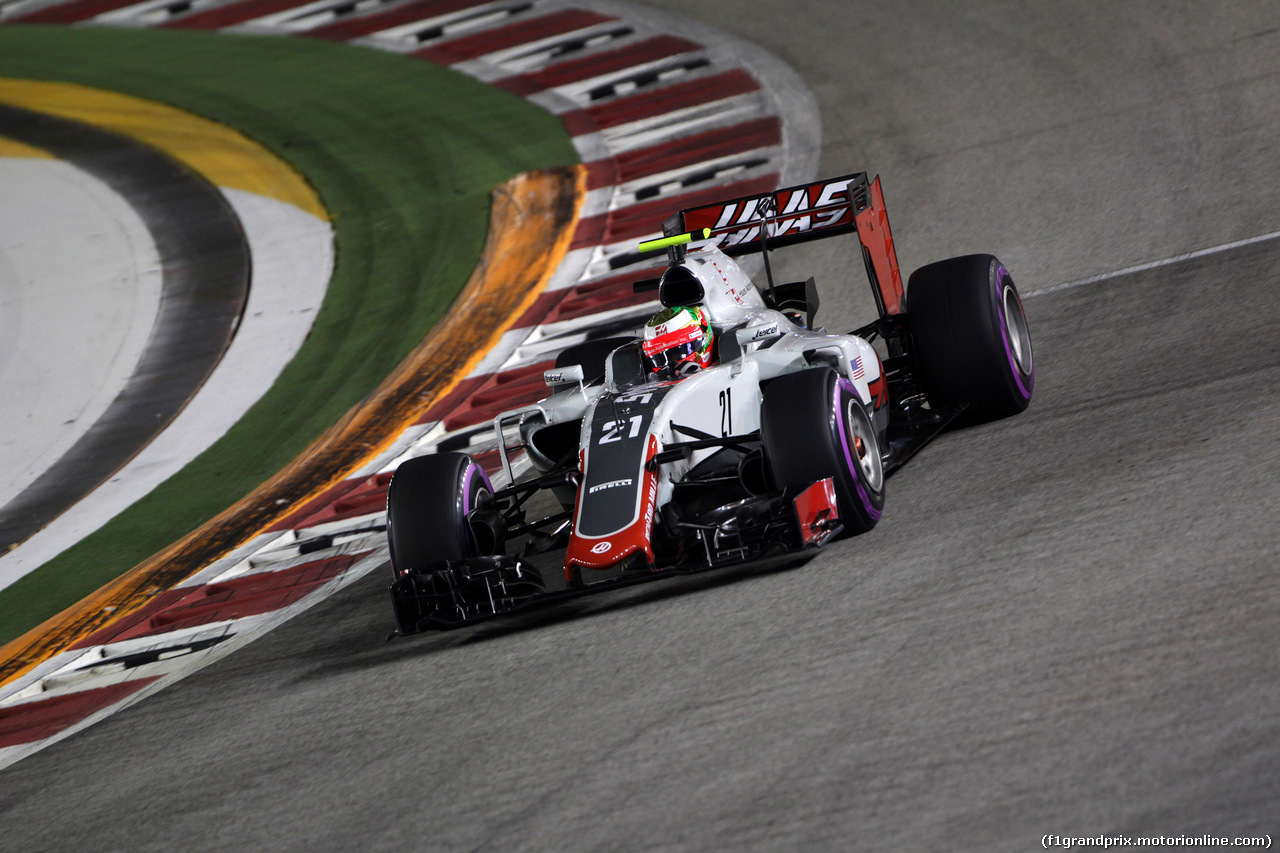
[642,306,714,378]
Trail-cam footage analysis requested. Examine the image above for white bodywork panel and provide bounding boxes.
[501,245,883,518]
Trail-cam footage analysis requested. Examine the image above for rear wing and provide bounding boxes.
[669,172,906,317]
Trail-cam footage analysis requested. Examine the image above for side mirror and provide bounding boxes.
[543,364,584,387]
[735,322,783,348]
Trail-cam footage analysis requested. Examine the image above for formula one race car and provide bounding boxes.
[387,172,1034,634]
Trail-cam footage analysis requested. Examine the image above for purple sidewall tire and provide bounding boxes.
[386,452,488,576]
[762,367,885,537]
[906,253,1035,424]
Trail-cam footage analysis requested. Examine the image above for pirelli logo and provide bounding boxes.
[588,478,633,494]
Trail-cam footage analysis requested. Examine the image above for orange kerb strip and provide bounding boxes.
[0,165,585,687]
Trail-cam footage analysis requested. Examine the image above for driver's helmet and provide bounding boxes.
[642,305,715,378]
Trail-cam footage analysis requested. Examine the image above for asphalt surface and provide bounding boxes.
[3,2,1278,850]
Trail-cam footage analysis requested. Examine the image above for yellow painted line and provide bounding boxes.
[0,165,584,688]
[0,78,326,220]
[0,135,53,158]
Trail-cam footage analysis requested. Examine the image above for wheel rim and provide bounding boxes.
[458,459,492,556]
[1001,282,1034,376]
[844,397,883,493]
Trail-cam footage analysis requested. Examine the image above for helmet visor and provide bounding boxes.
[642,323,706,377]
[643,340,701,376]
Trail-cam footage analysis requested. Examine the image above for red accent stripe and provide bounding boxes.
[564,435,658,576]
[0,678,161,748]
[612,117,780,185]
[493,35,701,94]
[562,69,760,135]
[414,9,614,65]
[11,0,137,23]
[869,372,888,410]
[793,478,838,545]
[70,554,365,648]
[855,175,905,315]
[161,0,318,29]
[302,0,492,41]
[571,174,778,249]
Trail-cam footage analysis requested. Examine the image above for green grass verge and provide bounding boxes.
[0,25,577,645]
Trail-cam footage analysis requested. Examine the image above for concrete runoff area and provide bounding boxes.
[0,78,332,592]
[1,1,1277,849]
[0,187,332,589]
[0,154,162,510]
[0,102,250,553]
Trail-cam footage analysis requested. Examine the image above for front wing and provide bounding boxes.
[389,478,840,635]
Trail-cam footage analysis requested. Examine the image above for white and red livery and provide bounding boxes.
[385,173,1035,632]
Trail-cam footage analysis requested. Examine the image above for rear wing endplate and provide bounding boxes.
[672,172,905,317]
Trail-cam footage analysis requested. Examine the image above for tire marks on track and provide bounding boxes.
[0,103,250,553]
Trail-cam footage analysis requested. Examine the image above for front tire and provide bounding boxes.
[386,452,492,577]
[907,254,1034,423]
[761,367,885,535]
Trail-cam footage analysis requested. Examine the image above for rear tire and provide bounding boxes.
[386,452,491,577]
[761,367,884,535]
[906,254,1034,423]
